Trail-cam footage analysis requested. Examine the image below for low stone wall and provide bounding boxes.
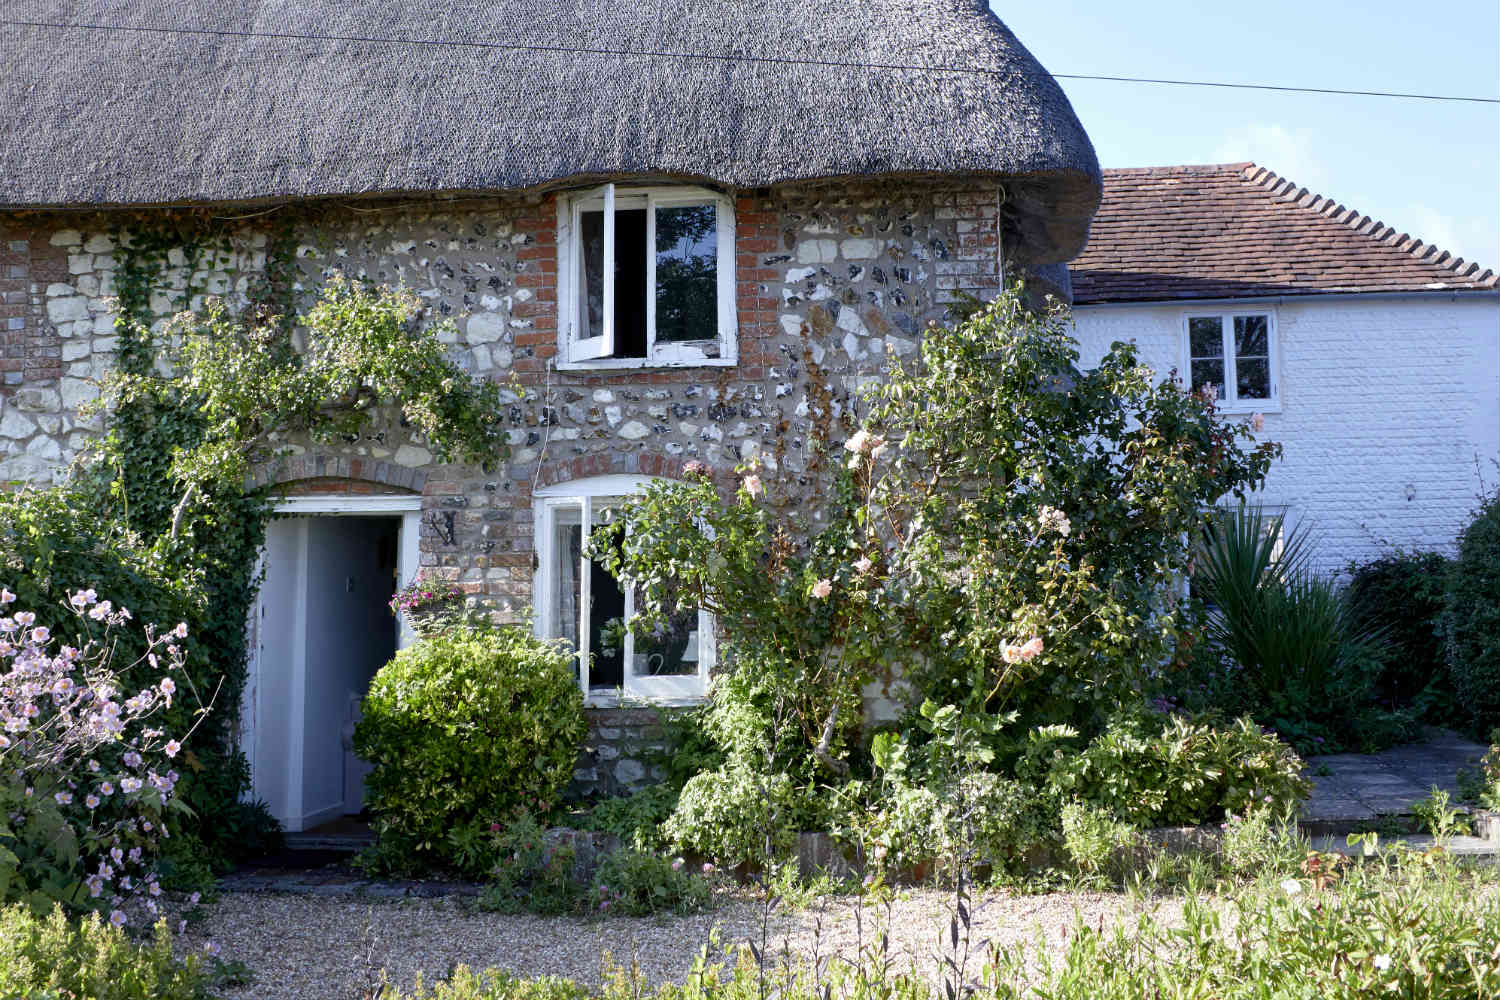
[574,707,673,797]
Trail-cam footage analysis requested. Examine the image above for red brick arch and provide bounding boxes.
[247,453,426,495]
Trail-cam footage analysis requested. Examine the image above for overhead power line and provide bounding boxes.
[2,17,1497,105]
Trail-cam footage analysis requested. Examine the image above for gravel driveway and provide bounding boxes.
[191,888,1183,1000]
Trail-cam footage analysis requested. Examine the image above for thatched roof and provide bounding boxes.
[0,1,1100,263]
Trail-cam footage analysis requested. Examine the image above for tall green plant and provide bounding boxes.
[1193,506,1387,748]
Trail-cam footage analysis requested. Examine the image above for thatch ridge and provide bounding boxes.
[1,1,1100,263]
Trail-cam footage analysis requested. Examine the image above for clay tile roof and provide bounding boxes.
[0,1,1100,265]
[1070,163,1497,304]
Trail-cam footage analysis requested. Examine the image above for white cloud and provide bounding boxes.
[1401,205,1499,271]
[1208,122,1335,193]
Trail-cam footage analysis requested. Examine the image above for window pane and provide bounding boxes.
[1234,315,1269,357]
[1188,317,1224,359]
[614,209,649,357]
[655,203,718,343]
[1191,358,1225,399]
[1236,357,1271,400]
[586,526,627,690]
[631,600,701,677]
[579,210,605,342]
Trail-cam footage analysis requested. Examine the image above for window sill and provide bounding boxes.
[1217,401,1282,415]
[584,690,708,709]
[556,355,738,373]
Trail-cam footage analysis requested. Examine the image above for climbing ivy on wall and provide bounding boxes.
[78,214,511,858]
[86,217,288,856]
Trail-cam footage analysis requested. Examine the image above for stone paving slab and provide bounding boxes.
[1301,727,1488,828]
[220,863,482,899]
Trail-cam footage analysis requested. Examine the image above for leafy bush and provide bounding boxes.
[0,906,213,1000]
[354,628,586,869]
[1442,490,1500,734]
[593,849,711,916]
[584,785,678,852]
[991,848,1499,999]
[1345,551,1451,709]
[1042,711,1309,827]
[1059,802,1136,876]
[599,285,1277,871]
[1185,505,1418,753]
[663,765,799,866]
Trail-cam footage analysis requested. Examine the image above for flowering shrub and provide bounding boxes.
[598,285,1279,866]
[0,587,203,920]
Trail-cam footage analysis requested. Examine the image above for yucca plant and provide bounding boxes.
[1194,505,1382,728]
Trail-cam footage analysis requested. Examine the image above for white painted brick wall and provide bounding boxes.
[1071,295,1500,575]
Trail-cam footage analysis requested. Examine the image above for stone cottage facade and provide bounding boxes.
[1,1,1102,824]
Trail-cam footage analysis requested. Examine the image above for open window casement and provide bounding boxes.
[534,476,715,704]
[559,184,737,369]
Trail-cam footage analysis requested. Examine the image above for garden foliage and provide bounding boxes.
[1442,488,1500,733]
[378,847,1499,1000]
[1173,505,1417,754]
[595,286,1287,868]
[0,589,200,919]
[1345,550,1452,710]
[354,629,587,870]
[0,905,215,1000]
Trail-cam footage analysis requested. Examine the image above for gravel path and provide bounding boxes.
[191,888,1183,1000]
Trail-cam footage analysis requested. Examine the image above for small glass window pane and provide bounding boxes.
[1234,315,1269,357]
[1191,359,1225,399]
[655,203,718,343]
[631,601,701,677]
[1236,357,1271,400]
[579,210,605,342]
[1188,317,1224,359]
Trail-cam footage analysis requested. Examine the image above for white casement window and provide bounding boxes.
[556,184,737,369]
[532,475,714,704]
[1183,312,1281,412]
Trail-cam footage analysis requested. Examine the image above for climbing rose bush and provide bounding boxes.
[0,586,203,920]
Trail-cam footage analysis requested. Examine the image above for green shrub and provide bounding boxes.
[1443,491,1500,733]
[477,811,582,915]
[1059,802,1136,876]
[584,785,678,852]
[593,849,711,916]
[1345,551,1451,708]
[0,906,213,1000]
[1043,712,1309,827]
[664,765,799,866]
[990,848,1499,999]
[1189,505,1412,753]
[354,628,586,869]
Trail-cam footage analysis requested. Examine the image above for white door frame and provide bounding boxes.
[242,494,423,829]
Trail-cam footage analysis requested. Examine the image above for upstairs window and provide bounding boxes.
[1184,312,1280,411]
[556,185,737,369]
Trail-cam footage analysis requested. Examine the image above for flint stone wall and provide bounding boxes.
[1,179,1008,790]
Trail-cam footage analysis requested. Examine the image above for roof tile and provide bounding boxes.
[1070,163,1497,303]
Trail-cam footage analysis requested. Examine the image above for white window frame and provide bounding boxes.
[555,184,738,370]
[532,475,715,705]
[1181,311,1281,413]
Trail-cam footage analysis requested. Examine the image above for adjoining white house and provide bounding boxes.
[1068,163,1499,574]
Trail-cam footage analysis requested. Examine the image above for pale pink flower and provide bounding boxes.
[810,579,833,600]
[1001,643,1024,665]
[15,611,35,627]
[0,588,14,605]
[1018,636,1044,660]
[742,474,764,498]
[163,740,181,758]
[868,435,888,459]
[1249,412,1266,433]
[29,626,49,644]
[109,910,127,928]
[702,862,714,874]
[173,622,189,638]
[844,429,872,455]
[854,557,874,575]
[671,857,684,871]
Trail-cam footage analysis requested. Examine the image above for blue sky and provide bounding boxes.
[996,2,1500,270]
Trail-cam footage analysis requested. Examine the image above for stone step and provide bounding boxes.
[1309,832,1499,861]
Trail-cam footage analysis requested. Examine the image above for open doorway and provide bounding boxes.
[246,497,421,833]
